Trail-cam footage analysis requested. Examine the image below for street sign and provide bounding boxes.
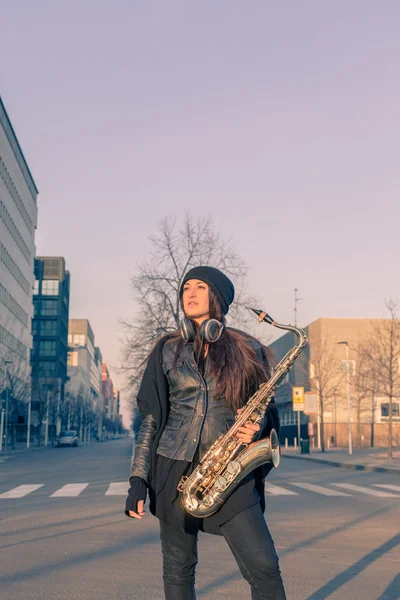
[340,360,356,375]
[30,411,40,427]
[292,387,304,412]
[304,392,319,415]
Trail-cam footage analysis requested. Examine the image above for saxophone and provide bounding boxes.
[177,308,308,518]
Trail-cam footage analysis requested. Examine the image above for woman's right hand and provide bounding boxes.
[125,476,148,519]
[128,500,146,519]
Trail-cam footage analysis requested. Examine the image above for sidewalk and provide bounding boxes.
[0,439,98,461]
[0,441,60,462]
[282,445,400,475]
[0,436,125,462]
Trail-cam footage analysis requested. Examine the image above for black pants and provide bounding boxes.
[159,503,286,600]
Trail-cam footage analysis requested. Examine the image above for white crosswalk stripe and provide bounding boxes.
[373,484,400,493]
[265,483,298,496]
[1,481,399,500]
[0,484,44,498]
[333,483,399,497]
[289,482,351,496]
[50,483,89,497]
[105,482,129,496]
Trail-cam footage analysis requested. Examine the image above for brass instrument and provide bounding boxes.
[177,309,308,518]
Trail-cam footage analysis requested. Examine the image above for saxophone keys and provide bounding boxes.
[226,460,241,477]
[214,476,228,492]
[177,476,188,492]
[203,495,215,507]
[187,496,199,510]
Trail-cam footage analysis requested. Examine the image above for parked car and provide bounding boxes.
[57,430,79,447]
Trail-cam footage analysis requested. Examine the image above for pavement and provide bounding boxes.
[282,445,400,475]
[0,437,123,462]
[3,439,399,475]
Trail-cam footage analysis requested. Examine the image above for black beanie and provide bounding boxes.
[180,266,235,315]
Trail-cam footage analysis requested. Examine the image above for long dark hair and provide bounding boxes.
[166,287,272,412]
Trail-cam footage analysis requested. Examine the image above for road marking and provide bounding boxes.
[0,484,44,498]
[289,482,351,496]
[105,482,129,496]
[333,483,399,497]
[373,484,400,493]
[265,483,298,496]
[50,483,89,497]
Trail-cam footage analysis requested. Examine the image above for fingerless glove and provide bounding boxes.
[124,476,148,517]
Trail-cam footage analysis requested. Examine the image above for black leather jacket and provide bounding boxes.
[130,338,270,481]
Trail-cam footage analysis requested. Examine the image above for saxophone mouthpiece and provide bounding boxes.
[250,308,274,325]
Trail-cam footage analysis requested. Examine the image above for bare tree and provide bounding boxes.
[362,300,400,459]
[308,335,341,452]
[120,214,260,421]
[351,343,371,448]
[63,390,79,431]
[0,316,31,449]
[31,379,59,446]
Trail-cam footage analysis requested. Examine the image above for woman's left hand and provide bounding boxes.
[236,409,260,444]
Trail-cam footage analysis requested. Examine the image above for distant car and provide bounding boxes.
[57,430,79,447]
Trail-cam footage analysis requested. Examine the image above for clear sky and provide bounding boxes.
[1,1,399,423]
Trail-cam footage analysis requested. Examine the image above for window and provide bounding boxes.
[72,334,85,346]
[0,282,29,326]
[32,339,39,357]
[41,299,58,316]
[39,320,58,336]
[381,402,400,418]
[67,351,78,366]
[33,280,39,295]
[280,410,297,426]
[32,320,39,336]
[39,340,57,357]
[37,361,57,377]
[42,280,59,296]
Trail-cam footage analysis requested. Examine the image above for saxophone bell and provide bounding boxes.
[270,428,280,468]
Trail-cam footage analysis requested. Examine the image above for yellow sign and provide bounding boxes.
[292,387,304,412]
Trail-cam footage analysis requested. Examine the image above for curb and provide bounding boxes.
[282,453,400,475]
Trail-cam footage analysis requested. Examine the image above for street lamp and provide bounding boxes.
[1,361,13,454]
[337,341,352,455]
[26,380,31,449]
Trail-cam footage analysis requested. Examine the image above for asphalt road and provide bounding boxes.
[0,438,399,600]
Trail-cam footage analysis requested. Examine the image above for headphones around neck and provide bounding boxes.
[180,317,224,343]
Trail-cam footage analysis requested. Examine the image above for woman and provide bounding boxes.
[125,266,286,600]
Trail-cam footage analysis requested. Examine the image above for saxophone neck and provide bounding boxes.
[251,308,308,349]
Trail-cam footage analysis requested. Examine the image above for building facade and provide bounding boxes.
[102,362,114,417]
[101,363,122,437]
[269,318,400,448]
[31,257,70,439]
[0,97,38,443]
[113,388,121,420]
[67,319,103,440]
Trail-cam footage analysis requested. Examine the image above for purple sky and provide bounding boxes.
[1,2,399,423]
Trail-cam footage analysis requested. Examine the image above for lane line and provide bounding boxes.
[333,483,399,497]
[373,484,400,493]
[289,482,351,496]
[0,484,44,499]
[105,482,129,496]
[265,483,298,496]
[50,483,89,497]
